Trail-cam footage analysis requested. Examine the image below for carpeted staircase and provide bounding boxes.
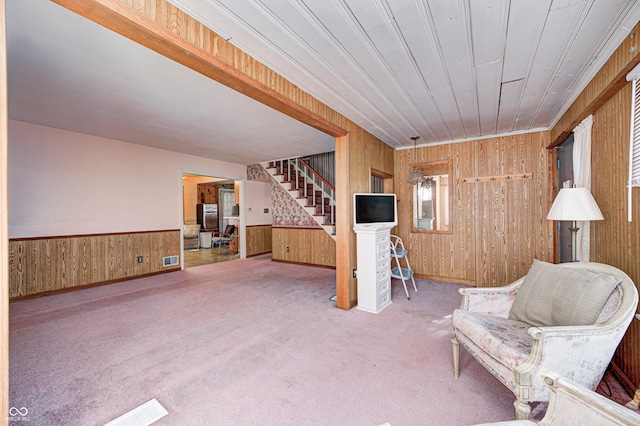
[262,158,336,240]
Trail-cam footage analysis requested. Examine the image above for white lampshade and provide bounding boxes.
[547,187,604,221]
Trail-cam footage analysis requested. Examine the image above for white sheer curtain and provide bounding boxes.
[572,115,594,261]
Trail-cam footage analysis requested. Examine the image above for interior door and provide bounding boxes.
[557,135,575,263]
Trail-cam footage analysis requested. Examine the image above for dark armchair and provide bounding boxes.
[212,225,236,254]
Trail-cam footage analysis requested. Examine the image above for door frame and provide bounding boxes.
[181,171,245,269]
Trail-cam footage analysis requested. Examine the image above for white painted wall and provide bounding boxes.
[244,180,272,226]
[182,175,200,225]
[8,120,246,238]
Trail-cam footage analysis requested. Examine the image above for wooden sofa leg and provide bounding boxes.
[451,335,460,378]
[514,399,531,420]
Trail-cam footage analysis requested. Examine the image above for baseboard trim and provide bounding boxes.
[247,251,272,258]
[271,259,336,270]
[610,361,638,400]
[414,273,475,286]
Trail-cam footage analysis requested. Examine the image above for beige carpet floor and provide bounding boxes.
[8,254,639,425]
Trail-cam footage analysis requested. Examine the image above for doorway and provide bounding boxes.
[370,168,394,194]
[182,173,240,268]
[557,135,575,263]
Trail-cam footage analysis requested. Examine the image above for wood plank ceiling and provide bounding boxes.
[171,0,640,149]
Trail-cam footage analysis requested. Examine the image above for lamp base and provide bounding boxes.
[569,221,579,262]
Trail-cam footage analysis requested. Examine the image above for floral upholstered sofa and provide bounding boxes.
[451,260,638,420]
[183,224,201,250]
[473,372,640,425]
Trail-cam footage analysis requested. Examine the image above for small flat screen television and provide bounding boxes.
[353,193,397,227]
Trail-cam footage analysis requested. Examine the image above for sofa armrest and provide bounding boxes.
[537,373,640,425]
[473,372,640,425]
[458,279,523,317]
[516,319,635,401]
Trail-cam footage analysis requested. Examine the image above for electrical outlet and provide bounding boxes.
[286,247,290,252]
[264,208,269,213]
[137,256,143,263]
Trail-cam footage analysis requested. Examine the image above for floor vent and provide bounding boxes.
[163,255,179,267]
[104,398,168,426]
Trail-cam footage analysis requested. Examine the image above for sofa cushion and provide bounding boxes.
[453,310,533,369]
[509,260,621,327]
[183,224,201,238]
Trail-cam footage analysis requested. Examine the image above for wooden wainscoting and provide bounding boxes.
[394,131,553,288]
[246,225,272,257]
[272,227,336,268]
[9,230,180,300]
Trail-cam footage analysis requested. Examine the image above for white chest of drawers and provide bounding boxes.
[354,225,392,314]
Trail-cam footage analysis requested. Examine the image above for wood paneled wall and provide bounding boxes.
[394,132,553,287]
[591,83,640,391]
[344,127,395,306]
[246,225,272,257]
[272,227,336,268]
[9,230,180,299]
[197,182,233,204]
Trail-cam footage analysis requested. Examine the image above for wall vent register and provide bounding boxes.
[163,255,179,267]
